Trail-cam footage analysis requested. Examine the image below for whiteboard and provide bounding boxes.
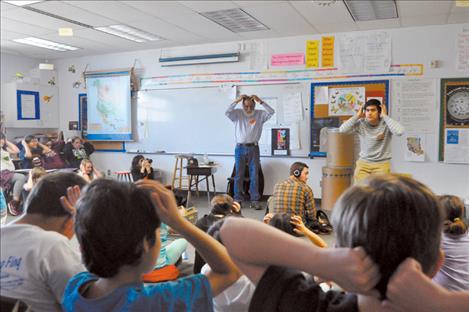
[126,83,310,156]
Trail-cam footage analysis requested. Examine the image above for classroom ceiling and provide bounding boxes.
[1,0,468,60]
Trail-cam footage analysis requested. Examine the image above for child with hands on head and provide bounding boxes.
[61,179,239,312]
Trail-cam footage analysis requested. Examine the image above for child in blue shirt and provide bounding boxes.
[62,179,239,312]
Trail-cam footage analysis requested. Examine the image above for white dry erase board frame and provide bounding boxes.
[126,83,310,157]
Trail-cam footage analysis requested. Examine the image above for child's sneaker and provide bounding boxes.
[8,199,22,216]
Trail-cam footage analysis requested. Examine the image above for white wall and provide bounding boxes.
[42,23,469,197]
[1,52,41,117]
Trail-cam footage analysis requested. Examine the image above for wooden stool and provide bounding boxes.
[171,155,192,191]
[115,171,133,182]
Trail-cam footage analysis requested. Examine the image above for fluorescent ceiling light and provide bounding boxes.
[344,0,398,21]
[4,1,42,6]
[13,37,79,51]
[94,25,161,43]
[200,8,269,33]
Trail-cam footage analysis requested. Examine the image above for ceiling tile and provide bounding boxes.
[450,3,469,13]
[178,1,239,12]
[125,16,205,44]
[397,0,453,17]
[290,1,354,25]
[356,18,401,30]
[123,1,241,40]
[447,12,469,24]
[314,23,359,34]
[64,1,154,24]
[242,3,316,36]
[2,18,55,37]
[400,14,447,27]
[3,6,86,30]
[234,1,284,7]
[33,1,116,27]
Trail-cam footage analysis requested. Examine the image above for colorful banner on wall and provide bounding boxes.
[306,40,320,68]
[321,36,335,67]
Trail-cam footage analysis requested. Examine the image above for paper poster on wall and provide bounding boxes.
[283,92,303,123]
[392,78,436,133]
[328,87,365,116]
[457,26,469,72]
[306,40,320,68]
[17,90,40,120]
[314,86,328,104]
[271,128,290,156]
[321,36,335,67]
[338,31,391,73]
[444,129,469,164]
[271,53,304,67]
[262,97,278,126]
[405,134,425,162]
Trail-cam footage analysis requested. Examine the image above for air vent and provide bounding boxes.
[344,0,398,21]
[200,8,269,33]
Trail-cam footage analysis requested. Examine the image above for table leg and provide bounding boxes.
[211,174,216,196]
[186,175,193,208]
[206,175,210,208]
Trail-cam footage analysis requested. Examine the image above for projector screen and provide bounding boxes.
[85,71,132,141]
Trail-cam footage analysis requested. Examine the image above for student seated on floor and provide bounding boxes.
[77,159,103,183]
[0,172,86,312]
[201,219,256,312]
[0,133,26,216]
[130,155,154,181]
[194,194,242,274]
[62,179,239,311]
[433,195,469,291]
[265,213,327,248]
[22,166,47,201]
[154,223,188,269]
[220,174,445,312]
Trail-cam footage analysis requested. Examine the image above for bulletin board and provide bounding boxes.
[310,80,389,157]
[438,77,469,164]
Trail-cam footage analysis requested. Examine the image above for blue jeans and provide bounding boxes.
[234,144,260,202]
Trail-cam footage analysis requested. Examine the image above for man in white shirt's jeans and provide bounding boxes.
[226,95,274,209]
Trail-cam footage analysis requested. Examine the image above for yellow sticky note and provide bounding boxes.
[306,40,320,68]
[59,28,73,37]
[322,36,334,67]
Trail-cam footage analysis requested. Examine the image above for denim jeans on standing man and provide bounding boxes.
[234,144,260,202]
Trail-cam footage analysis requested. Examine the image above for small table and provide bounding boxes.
[186,165,217,208]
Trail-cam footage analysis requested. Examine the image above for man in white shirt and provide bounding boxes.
[0,172,86,312]
[226,94,274,209]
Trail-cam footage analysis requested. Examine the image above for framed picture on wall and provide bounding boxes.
[438,77,469,163]
[271,128,290,156]
[310,80,390,157]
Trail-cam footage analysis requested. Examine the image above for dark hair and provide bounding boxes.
[75,179,161,278]
[289,162,308,177]
[207,218,226,244]
[364,99,382,114]
[0,133,5,150]
[131,155,145,171]
[71,136,81,143]
[24,135,37,144]
[25,172,86,217]
[331,174,443,299]
[210,194,234,215]
[439,195,468,235]
[269,213,301,237]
